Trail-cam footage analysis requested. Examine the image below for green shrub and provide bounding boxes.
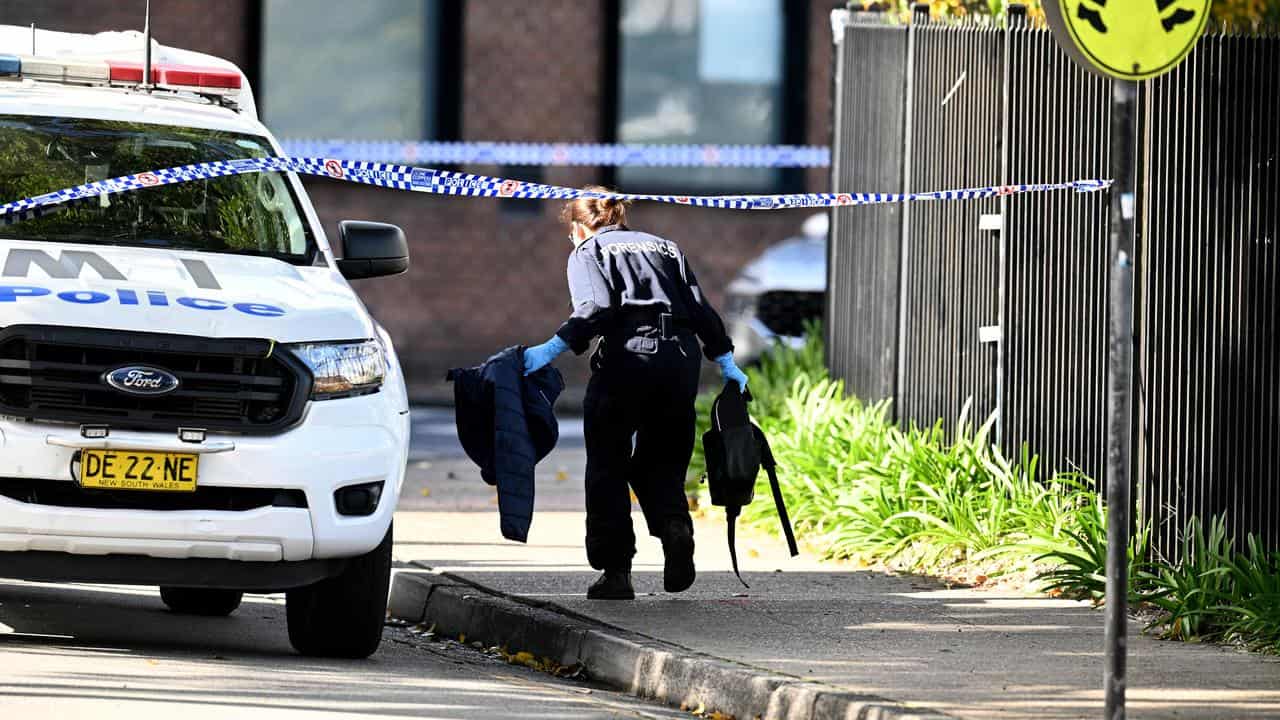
[1141,516,1237,641]
[1216,534,1280,651]
[1015,473,1154,602]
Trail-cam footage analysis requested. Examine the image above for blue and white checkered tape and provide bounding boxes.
[0,157,1113,218]
[279,140,832,168]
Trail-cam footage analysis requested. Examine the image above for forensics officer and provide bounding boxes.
[523,187,748,600]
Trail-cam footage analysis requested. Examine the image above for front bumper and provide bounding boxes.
[0,392,410,572]
[0,550,348,591]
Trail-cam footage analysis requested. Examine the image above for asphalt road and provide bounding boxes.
[0,409,682,720]
[0,577,684,719]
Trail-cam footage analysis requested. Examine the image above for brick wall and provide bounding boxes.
[1,0,839,402]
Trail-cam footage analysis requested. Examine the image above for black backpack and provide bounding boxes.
[702,383,799,586]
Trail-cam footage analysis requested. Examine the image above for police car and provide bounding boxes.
[724,213,827,363]
[0,27,410,658]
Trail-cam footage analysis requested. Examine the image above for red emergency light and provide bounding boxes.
[105,61,242,90]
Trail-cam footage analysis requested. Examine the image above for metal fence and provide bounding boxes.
[1136,31,1280,557]
[828,9,1279,559]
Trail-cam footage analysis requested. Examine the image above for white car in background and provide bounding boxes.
[723,212,828,364]
[0,27,410,658]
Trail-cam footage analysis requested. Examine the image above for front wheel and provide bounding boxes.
[286,526,392,658]
[159,587,243,616]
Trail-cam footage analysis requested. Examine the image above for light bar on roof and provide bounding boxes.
[21,56,110,84]
[107,61,242,91]
[0,55,240,97]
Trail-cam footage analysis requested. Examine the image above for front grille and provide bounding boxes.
[0,477,308,512]
[756,291,825,337]
[0,325,310,434]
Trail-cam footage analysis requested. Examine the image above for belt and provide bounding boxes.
[616,308,691,340]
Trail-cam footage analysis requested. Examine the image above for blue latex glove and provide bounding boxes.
[523,335,568,375]
[714,352,748,393]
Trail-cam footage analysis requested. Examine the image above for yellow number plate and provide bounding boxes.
[79,450,199,492]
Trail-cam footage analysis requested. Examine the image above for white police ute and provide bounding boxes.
[0,27,410,658]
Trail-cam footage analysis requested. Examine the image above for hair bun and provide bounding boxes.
[561,185,630,229]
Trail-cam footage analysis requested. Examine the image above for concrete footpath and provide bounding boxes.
[391,410,1280,719]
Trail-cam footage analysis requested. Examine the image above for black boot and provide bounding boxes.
[661,520,696,593]
[587,570,635,600]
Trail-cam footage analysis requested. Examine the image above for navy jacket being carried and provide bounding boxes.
[447,347,564,542]
[554,225,733,360]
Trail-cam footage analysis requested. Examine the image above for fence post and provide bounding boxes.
[994,5,1024,449]
[1104,78,1139,720]
[896,2,928,419]
[826,9,847,381]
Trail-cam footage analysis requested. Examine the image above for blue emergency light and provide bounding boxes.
[0,54,19,76]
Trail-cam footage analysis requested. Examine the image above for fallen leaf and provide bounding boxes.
[974,574,988,585]
[420,488,431,497]
[692,700,707,716]
[747,548,760,558]
[556,469,569,481]
[458,633,466,644]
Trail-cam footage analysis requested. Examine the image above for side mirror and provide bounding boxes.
[336,221,409,280]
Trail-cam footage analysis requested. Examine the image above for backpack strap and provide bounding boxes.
[765,463,799,557]
[725,505,749,588]
[756,428,799,557]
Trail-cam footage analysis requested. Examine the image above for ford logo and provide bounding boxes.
[103,365,181,396]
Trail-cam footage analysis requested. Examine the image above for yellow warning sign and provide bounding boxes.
[1045,0,1211,80]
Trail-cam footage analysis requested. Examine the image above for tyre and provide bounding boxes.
[159,587,243,616]
[286,525,392,659]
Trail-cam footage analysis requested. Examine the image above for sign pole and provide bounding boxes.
[1042,0,1206,714]
[1103,77,1138,720]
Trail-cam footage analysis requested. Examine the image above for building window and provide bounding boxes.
[260,0,455,141]
[615,0,800,193]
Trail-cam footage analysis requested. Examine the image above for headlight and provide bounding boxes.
[290,340,385,399]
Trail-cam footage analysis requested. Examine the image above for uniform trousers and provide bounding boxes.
[582,326,701,571]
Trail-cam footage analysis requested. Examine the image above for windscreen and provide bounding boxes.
[0,115,316,264]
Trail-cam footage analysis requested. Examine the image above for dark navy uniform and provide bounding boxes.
[555,225,732,571]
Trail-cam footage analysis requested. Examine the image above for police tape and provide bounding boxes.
[280,139,833,168]
[0,157,1113,219]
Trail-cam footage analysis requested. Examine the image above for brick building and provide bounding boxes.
[1,0,836,400]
